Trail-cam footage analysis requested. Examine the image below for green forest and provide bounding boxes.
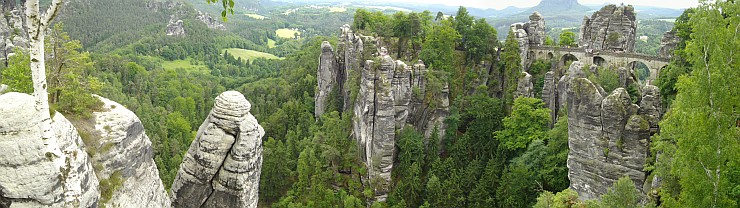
[0,0,737,207]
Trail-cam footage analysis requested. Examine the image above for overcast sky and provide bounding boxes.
[376,0,699,10]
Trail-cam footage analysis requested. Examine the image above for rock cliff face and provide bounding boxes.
[578,4,637,52]
[658,30,679,59]
[317,26,449,201]
[315,41,336,119]
[166,16,186,37]
[92,96,171,208]
[510,12,546,69]
[353,56,397,201]
[0,6,28,64]
[196,10,226,31]
[510,12,546,93]
[564,62,658,200]
[0,92,99,207]
[515,72,535,98]
[170,91,264,208]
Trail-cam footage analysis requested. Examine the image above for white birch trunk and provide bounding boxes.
[24,0,69,206]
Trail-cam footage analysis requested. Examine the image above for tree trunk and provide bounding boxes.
[25,0,64,185]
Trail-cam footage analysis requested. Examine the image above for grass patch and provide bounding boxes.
[99,170,124,207]
[267,39,276,48]
[275,28,300,39]
[161,58,208,71]
[244,13,267,20]
[222,48,283,63]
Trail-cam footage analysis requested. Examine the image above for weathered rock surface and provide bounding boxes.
[318,26,450,202]
[638,85,661,134]
[315,41,336,119]
[510,12,546,69]
[0,8,28,64]
[578,4,637,52]
[166,16,186,37]
[353,55,397,201]
[510,24,530,68]
[170,91,264,208]
[515,72,535,98]
[92,96,171,208]
[526,12,546,46]
[0,92,99,207]
[658,30,679,59]
[566,74,652,200]
[196,10,226,31]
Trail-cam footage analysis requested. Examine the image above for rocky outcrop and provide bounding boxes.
[565,65,654,200]
[170,91,264,208]
[92,96,171,208]
[526,12,546,46]
[196,10,226,31]
[166,16,186,37]
[315,41,336,119]
[510,12,546,69]
[638,85,661,134]
[658,30,679,59]
[353,54,397,201]
[541,71,558,123]
[318,26,450,201]
[0,8,28,64]
[515,72,535,98]
[578,4,637,52]
[0,92,99,207]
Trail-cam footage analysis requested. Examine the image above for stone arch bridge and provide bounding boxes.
[527,45,670,81]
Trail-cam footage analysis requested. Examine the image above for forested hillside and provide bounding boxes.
[0,0,737,207]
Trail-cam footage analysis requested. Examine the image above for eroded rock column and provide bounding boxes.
[170,91,264,208]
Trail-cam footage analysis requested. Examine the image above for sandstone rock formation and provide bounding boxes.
[166,16,186,37]
[353,57,397,201]
[196,10,226,31]
[170,91,264,208]
[0,7,28,64]
[565,64,655,200]
[0,92,99,207]
[526,12,546,46]
[318,26,450,201]
[315,41,336,119]
[511,12,546,69]
[510,24,530,68]
[658,30,679,59]
[92,96,171,208]
[515,72,535,98]
[578,4,637,52]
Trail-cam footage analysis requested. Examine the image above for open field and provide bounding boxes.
[222,48,283,63]
[275,28,300,39]
[267,39,277,48]
[245,13,267,20]
[329,7,347,12]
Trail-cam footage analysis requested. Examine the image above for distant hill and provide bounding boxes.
[523,0,591,15]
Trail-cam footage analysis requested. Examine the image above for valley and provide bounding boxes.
[0,0,737,208]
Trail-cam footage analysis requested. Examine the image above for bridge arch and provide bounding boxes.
[593,56,606,67]
[561,53,579,67]
[547,52,554,60]
[627,60,650,82]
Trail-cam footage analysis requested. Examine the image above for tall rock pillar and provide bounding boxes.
[170,91,264,208]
